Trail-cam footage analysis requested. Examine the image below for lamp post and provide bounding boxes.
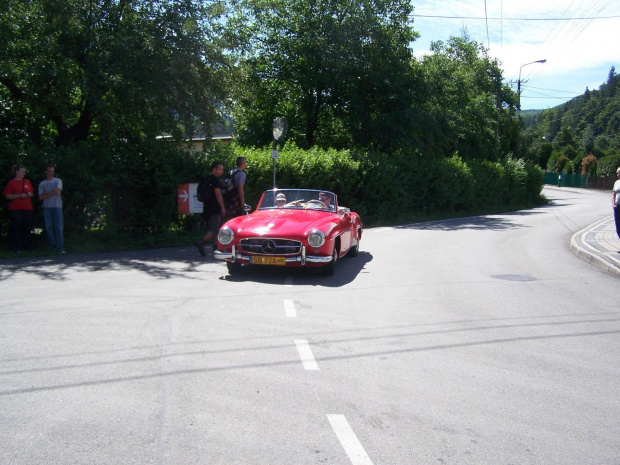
[518,59,546,116]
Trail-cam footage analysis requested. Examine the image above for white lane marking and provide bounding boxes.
[294,339,319,370]
[284,299,297,318]
[327,414,374,465]
[284,277,293,287]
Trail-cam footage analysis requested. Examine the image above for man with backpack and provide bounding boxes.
[222,156,247,219]
[195,161,226,257]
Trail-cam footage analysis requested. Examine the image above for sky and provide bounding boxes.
[409,0,620,110]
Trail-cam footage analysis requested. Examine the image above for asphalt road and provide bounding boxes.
[1,187,619,465]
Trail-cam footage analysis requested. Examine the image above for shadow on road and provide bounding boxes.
[0,246,373,286]
[394,210,546,232]
[220,251,373,287]
[0,246,215,282]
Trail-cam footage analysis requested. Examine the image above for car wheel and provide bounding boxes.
[227,261,242,274]
[322,249,338,276]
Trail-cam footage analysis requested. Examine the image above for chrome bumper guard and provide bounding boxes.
[214,245,332,265]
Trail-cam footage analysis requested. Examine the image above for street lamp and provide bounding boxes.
[518,59,547,115]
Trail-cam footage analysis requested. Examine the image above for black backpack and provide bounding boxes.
[220,169,240,198]
[196,176,210,203]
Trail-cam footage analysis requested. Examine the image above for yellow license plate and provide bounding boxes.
[251,256,286,266]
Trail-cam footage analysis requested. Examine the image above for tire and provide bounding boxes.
[322,249,338,276]
[227,261,242,274]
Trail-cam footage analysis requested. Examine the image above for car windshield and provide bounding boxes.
[258,189,337,212]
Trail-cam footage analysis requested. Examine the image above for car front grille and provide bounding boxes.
[240,238,302,255]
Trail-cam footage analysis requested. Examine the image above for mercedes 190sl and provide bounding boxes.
[214,188,362,275]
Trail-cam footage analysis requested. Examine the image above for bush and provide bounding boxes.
[212,145,543,225]
[555,155,570,173]
[1,138,546,247]
[572,153,585,173]
[597,153,620,176]
[547,150,561,172]
[581,154,597,175]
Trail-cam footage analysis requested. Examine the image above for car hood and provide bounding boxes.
[225,209,337,237]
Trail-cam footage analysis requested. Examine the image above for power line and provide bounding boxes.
[527,0,614,83]
[409,14,620,20]
[521,92,578,100]
[525,85,585,94]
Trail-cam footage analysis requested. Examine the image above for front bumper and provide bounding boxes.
[214,245,332,265]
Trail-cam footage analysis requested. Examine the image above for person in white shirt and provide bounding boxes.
[613,167,620,240]
[38,165,65,254]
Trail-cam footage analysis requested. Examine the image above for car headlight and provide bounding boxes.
[308,230,325,248]
[218,227,234,245]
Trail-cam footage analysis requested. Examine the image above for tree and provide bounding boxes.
[231,0,418,151]
[555,127,577,152]
[0,0,231,148]
[413,33,519,160]
[581,154,597,175]
[581,124,595,154]
[537,142,554,169]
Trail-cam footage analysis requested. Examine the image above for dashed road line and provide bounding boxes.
[284,299,297,318]
[327,414,374,465]
[294,339,319,370]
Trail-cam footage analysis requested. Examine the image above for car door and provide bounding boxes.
[337,210,353,255]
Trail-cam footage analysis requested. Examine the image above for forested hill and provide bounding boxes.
[522,67,620,176]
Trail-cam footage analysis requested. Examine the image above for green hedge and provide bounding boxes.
[2,140,545,245]
[597,154,620,176]
[211,144,544,226]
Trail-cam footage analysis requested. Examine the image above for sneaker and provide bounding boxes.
[195,241,206,257]
[60,249,66,254]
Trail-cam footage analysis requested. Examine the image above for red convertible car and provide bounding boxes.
[214,188,362,275]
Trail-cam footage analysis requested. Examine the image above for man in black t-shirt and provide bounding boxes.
[195,161,226,257]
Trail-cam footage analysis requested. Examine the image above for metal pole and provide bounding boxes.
[517,59,546,156]
[272,140,277,189]
[518,59,546,116]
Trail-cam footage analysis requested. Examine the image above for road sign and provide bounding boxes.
[177,183,203,214]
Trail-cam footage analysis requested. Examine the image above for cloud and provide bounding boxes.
[410,0,620,109]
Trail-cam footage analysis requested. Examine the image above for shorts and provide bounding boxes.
[203,212,222,236]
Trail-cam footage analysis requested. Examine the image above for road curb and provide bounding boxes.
[569,218,620,276]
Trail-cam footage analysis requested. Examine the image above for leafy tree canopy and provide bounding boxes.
[230,0,419,151]
[522,66,619,168]
[412,32,519,160]
[0,0,231,148]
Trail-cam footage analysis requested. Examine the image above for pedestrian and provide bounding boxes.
[3,165,35,253]
[225,156,247,218]
[195,161,226,257]
[38,165,65,254]
[612,166,620,240]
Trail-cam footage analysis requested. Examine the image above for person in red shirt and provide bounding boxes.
[3,165,35,253]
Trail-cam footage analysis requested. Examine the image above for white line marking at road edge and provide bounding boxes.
[284,299,297,318]
[327,414,374,465]
[294,339,319,370]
